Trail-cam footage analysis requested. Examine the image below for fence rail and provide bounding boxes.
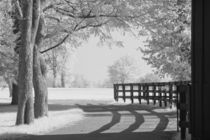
[113,81,191,140]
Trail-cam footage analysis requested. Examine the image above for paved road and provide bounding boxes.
[19,101,177,140]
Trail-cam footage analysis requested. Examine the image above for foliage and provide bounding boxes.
[139,0,191,81]
[101,79,113,88]
[0,0,192,124]
[44,44,68,87]
[70,74,89,88]
[108,56,139,84]
[0,0,18,81]
[40,0,158,52]
[40,0,165,87]
[138,73,162,83]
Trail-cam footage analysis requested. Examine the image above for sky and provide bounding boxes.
[66,31,155,83]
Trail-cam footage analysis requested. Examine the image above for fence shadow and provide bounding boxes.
[76,103,176,133]
[1,103,177,140]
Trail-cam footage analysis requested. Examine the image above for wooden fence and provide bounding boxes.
[113,81,191,140]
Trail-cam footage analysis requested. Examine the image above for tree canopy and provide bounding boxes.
[0,0,192,125]
[108,56,139,84]
[139,0,191,80]
[0,0,18,81]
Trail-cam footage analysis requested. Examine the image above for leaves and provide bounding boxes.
[108,56,139,84]
[0,0,18,79]
[140,0,191,81]
[41,0,157,53]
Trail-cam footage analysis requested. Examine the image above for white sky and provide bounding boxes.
[66,31,154,82]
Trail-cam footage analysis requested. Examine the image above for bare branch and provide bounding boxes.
[41,17,109,54]
[54,7,76,18]
[40,33,70,54]
[40,18,85,53]
[45,15,60,23]
[63,0,78,12]
[75,20,109,32]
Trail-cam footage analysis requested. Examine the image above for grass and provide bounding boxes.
[0,105,83,140]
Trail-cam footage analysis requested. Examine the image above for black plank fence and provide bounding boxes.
[113,81,191,140]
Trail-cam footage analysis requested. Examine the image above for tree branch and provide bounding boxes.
[40,18,109,54]
[43,2,64,12]
[40,33,70,54]
[44,28,68,39]
[31,0,41,45]
[14,0,23,18]
[53,7,76,18]
[40,18,85,53]
[63,0,77,12]
[45,15,60,22]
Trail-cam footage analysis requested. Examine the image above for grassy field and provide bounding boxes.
[0,88,115,101]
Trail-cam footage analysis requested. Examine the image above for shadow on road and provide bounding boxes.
[17,103,176,140]
[15,131,176,140]
[76,103,176,133]
[1,101,177,140]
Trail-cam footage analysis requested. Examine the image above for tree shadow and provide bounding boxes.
[75,103,176,134]
[0,103,77,113]
[13,132,176,140]
[0,99,113,113]
[0,103,17,113]
[1,102,177,140]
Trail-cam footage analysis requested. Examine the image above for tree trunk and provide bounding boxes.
[33,45,48,118]
[11,81,18,105]
[4,76,14,97]
[33,11,48,118]
[4,77,19,105]
[8,79,13,97]
[16,0,34,125]
[61,70,65,87]
[52,50,57,88]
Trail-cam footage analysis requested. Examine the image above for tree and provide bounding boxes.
[70,74,89,88]
[0,0,19,105]
[44,44,68,88]
[10,0,144,123]
[29,0,156,119]
[15,0,42,125]
[108,56,138,84]
[8,0,188,125]
[138,73,162,83]
[139,0,191,81]
[101,79,113,88]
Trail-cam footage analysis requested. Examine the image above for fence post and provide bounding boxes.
[138,84,141,104]
[113,84,116,101]
[164,87,167,107]
[169,84,173,109]
[130,84,134,103]
[146,85,150,105]
[188,84,192,134]
[123,84,126,102]
[178,85,189,140]
[153,85,156,105]
[114,84,119,102]
[158,86,162,107]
